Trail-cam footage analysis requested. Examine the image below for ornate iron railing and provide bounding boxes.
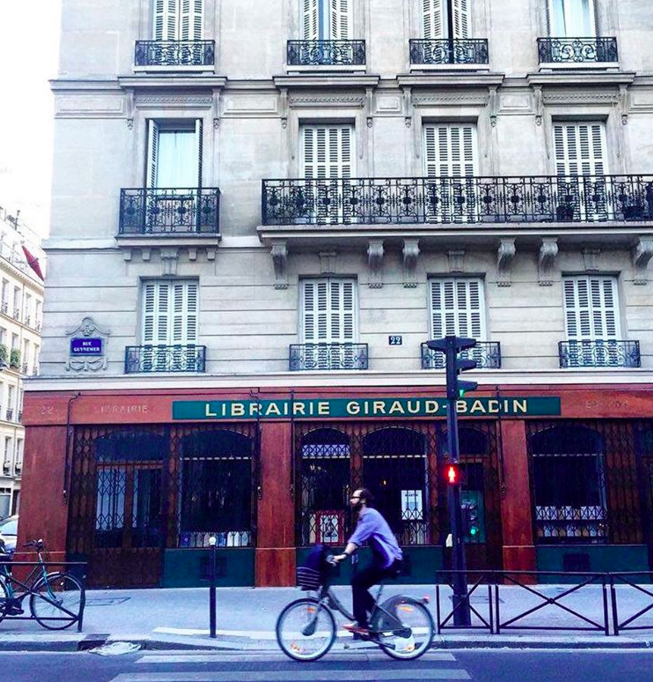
[124,345,207,374]
[537,37,618,64]
[262,175,653,226]
[421,341,501,370]
[289,343,369,371]
[410,39,489,65]
[558,340,641,368]
[134,40,215,67]
[287,40,366,66]
[119,188,220,235]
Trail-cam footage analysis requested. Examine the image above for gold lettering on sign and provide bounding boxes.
[293,402,306,416]
[266,403,281,416]
[346,401,360,415]
[513,399,528,413]
[373,401,387,415]
[231,403,245,416]
[97,404,150,415]
[205,404,218,417]
[318,401,330,416]
[425,400,439,414]
[388,401,405,415]
[487,400,500,414]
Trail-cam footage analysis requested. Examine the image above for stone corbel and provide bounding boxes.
[271,240,288,289]
[402,239,420,288]
[489,86,498,128]
[125,88,135,130]
[141,248,152,261]
[367,240,384,288]
[366,87,374,128]
[188,248,198,262]
[160,247,179,276]
[538,238,559,286]
[403,86,412,128]
[206,248,217,261]
[632,237,653,285]
[620,84,629,126]
[448,250,465,274]
[319,251,337,275]
[279,87,289,129]
[497,239,516,287]
[533,85,543,127]
[582,248,600,273]
[212,90,221,129]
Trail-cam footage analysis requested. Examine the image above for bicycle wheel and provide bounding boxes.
[373,598,434,661]
[30,572,85,630]
[0,577,9,624]
[276,597,336,662]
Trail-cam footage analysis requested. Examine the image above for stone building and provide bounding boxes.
[20,0,653,587]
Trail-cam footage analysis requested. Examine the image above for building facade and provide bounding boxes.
[0,207,44,520]
[21,0,653,588]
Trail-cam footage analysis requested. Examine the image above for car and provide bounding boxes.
[0,515,18,557]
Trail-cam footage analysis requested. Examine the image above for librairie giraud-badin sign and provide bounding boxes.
[172,397,561,421]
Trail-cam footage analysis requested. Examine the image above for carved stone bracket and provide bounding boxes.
[280,87,289,129]
[65,317,110,373]
[497,239,516,287]
[367,239,384,288]
[319,251,338,275]
[583,248,601,273]
[489,86,498,127]
[271,240,288,289]
[402,86,413,128]
[402,239,420,288]
[632,237,653,285]
[620,84,630,125]
[160,247,180,276]
[538,238,559,286]
[533,85,543,126]
[448,250,465,274]
[366,87,374,128]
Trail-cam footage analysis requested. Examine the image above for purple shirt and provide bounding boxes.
[348,508,403,569]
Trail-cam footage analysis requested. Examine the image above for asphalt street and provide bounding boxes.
[2,648,653,682]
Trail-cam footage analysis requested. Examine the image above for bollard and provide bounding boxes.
[209,535,217,639]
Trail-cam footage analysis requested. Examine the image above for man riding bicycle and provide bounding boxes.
[332,487,402,636]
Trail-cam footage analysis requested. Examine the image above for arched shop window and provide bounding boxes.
[362,427,429,545]
[178,430,254,549]
[298,428,351,546]
[530,425,607,543]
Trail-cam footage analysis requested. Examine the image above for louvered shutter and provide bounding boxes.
[147,121,160,188]
[302,278,356,343]
[430,278,486,340]
[303,0,319,40]
[330,0,351,40]
[302,125,354,179]
[563,276,620,341]
[424,124,477,177]
[154,0,179,40]
[180,0,203,40]
[554,122,606,177]
[195,119,203,188]
[142,282,169,345]
[423,0,444,38]
[452,0,470,38]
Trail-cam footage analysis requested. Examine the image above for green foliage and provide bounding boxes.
[9,348,20,369]
[0,344,7,364]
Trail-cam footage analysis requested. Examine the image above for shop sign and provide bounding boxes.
[172,396,561,421]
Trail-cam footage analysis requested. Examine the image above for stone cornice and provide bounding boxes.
[526,71,636,88]
[118,75,227,90]
[396,73,505,89]
[273,74,380,89]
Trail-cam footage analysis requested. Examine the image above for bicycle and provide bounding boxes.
[0,538,85,630]
[276,554,434,662]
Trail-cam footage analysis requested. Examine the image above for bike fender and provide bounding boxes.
[379,595,427,611]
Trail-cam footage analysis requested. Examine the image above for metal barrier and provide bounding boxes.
[436,571,494,634]
[609,572,653,635]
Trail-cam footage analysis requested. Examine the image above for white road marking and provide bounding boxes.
[136,652,457,664]
[111,671,471,681]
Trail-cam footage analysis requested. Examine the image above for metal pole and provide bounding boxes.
[209,535,217,639]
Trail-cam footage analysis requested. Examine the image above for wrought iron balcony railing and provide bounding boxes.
[287,40,366,67]
[558,340,641,369]
[262,175,653,226]
[409,39,489,65]
[289,343,369,371]
[134,40,215,67]
[119,188,220,235]
[538,37,618,64]
[421,341,502,370]
[125,345,207,374]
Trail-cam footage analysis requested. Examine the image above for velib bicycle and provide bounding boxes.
[0,539,85,630]
[276,554,434,662]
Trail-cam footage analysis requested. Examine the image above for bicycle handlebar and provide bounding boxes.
[23,539,44,550]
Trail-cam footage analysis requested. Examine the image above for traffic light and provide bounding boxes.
[426,336,479,400]
[444,463,463,486]
[461,501,480,539]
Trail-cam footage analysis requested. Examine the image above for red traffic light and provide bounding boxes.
[445,464,462,485]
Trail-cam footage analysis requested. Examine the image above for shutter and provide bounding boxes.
[142,282,170,344]
[554,122,606,176]
[153,0,179,40]
[302,125,354,179]
[423,0,444,39]
[564,276,620,341]
[452,0,470,38]
[186,283,198,343]
[147,120,160,188]
[424,124,477,177]
[180,0,203,40]
[301,278,356,343]
[430,278,486,340]
[195,119,203,188]
[302,0,319,40]
[330,0,351,40]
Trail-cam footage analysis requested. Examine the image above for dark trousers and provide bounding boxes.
[352,559,400,628]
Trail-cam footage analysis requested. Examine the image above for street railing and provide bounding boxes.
[609,572,653,635]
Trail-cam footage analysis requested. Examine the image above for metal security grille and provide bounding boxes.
[68,423,258,588]
[635,421,653,566]
[527,421,643,545]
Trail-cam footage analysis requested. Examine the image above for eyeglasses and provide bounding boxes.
[350,495,361,500]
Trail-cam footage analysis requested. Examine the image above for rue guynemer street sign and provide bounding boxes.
[172,396,561,421]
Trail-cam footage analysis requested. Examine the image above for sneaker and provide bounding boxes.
[343,622,370,637]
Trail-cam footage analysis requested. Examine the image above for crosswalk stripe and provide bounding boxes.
[111,672,471,681]
[136,653,458,665]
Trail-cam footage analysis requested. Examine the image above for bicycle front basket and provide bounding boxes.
[296,566,321,590]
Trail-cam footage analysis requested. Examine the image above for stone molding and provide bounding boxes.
[367,239,384,288]
[497,239,516,287]
[538,238,559,286]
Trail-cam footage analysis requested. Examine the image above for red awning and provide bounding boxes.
[22,245,44,280]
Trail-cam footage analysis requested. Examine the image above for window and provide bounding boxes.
[423,0,470,38]
[0,328,5,345]
[15,440,23,473]
[429,277,486,340]
[554,122,606,177]
[301,124,353,179]
[3,437,12,475]
[142,280,198,347]
[302,0,351,40]
[11,334,17,350]
[147,120,203,189]
[547,0,596,37]
[153,0,204,41]
[35,300,42,327]
[7,386,14,419]
[1,280,8,313]
[12,287,20,319]
[0,489,10,520]
[24,293,31,324]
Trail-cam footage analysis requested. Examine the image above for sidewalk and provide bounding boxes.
[1,584,653,652]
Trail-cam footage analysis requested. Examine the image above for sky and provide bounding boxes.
[0,1,63,237]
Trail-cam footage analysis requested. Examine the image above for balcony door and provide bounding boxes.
[547,0,596,37]
[423,0,470,39]
[303,0,351,40]
[154,0,204,41]
[147,120,202,189]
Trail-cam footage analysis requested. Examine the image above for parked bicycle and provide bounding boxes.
[0,538,85,630]
[276,553,434,661]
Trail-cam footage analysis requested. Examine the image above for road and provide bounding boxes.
[2,648,653,682]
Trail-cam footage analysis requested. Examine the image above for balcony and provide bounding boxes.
[421,341,502,370]
[286,40,366,69]
[124,344,207,374]
[558,340,641,369]
[289,343,369,371]
[119,188,220,236]
[537,37,618,65]
[409,39,489,67]
[134,40,215,70]
[262,175,653,226]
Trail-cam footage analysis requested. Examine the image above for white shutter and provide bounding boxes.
[302,0,319,40]
[330,0,351,40]
[430,278,486,340]
[554,122,606,177]
[424,124,477,177]
[452,0,470,38]
[563,276,620,341]
[301,278,357,343]
[142,282,168,344]
[147,121,160,188]
[142,281,198,345]
[180,0,203,40]
[154,0,179,40]
[302,125,354,179]
[423,0,444,39]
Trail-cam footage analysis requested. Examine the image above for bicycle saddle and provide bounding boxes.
[23,539,44,551]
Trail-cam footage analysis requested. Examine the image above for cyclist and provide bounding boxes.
[332,487,402,636]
